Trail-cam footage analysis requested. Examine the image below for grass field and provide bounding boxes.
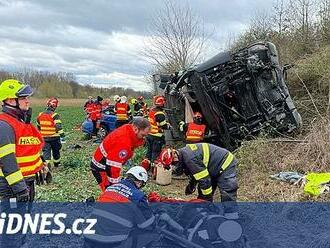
[31,103,165,201]
[29,99,329,202]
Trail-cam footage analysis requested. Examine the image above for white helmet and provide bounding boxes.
[114,95,120,102]
[120,95,127,103]
[126,166,148,183]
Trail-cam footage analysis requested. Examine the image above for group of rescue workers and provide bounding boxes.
[0,78,240,247]
[0,78,239,213]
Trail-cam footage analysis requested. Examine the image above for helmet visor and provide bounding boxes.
[16,85,33,97]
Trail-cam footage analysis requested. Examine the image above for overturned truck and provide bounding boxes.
[154,41,302,150]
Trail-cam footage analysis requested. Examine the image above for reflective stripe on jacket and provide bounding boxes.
[185,123,206,142]
[37,112,58,137]
[0,113,44,178]
[148,108,166,137]
[115,103,130,121]
[178,143,237,196]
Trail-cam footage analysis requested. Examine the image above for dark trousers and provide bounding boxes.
[0,177,35,201]
[146,135,165,162]
[90,162,110,192]
[43,138,62,166]
[197,164,238,212]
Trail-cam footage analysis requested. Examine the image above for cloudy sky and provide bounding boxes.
[0,0,272,91]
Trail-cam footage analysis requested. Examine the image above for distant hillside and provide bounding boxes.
[0,69,151,99]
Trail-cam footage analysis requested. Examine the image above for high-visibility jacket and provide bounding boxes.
[90,102,102,121]
[37,111,64,138]
[92,124,145,184]
[148,108,168,137]
[0,113,44,179]
[178,143,237,197]
[185,122,206,142]
[115,103,131,121]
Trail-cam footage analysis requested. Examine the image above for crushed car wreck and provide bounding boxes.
[153,41,302,150]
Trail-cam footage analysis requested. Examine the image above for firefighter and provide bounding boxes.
[90,96,103,135]
[84,96,94,114]
[179,112,207,143]
[36,98,65,183]
[84,166,157,248]
[90,117,150,192]
[136,96,148,117]
[115,95,132,128]
[131,98,142,116]
[146,95,171,164]
[98,166,149,203]
[0,79,44,202]
[158,143,239,205]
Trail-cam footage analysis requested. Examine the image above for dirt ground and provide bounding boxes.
[31,97,86,106]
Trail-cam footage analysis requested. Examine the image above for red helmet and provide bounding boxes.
[154,95,166,107]
[158,148,175,168]
[47,97,58,108]
[138,96,144,101]
[193,112,203,119]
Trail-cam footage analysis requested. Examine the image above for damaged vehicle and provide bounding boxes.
[153,41,302,150]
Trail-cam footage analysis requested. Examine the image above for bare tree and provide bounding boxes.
[318,0,330,43]
[272,0,291,35]
[143,0,207,73]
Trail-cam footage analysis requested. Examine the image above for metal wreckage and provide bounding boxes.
[153,41,302,150]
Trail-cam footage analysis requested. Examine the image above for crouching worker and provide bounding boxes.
[159,143,239,217]
[90,117,150,192]
[84,166,156,248]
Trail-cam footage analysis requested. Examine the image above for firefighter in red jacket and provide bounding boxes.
[83,96,94,114]
[36,98,65,183]
[90,117,150,192]
[0,79,44,203]
[115,95,132,128]
[179,112,207,143]
[146,95,171,163]
[90,96,103,135]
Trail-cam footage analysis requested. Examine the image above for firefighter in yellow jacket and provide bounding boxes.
[146,95,171,163]
[37,98,65,183]
[0,79,44,202]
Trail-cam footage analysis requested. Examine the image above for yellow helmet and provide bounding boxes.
[0,79,33,101]
[131,98,137,104]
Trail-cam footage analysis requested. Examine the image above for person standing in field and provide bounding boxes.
[36,97,65,183]
[0,79,44,202]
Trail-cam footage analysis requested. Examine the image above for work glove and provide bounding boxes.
[35,171,45,185]
[179,121,185,132]
[185,181,197,195]
[15,189,30,202]
[148,191,161,202]
[45,166,53,184]
[140,158,151,171]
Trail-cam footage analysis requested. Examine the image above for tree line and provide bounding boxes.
[231,0,330,63]
[0,69,151,99]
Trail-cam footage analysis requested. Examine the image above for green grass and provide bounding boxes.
[31,105,161,201]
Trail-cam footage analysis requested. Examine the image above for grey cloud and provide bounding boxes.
[0,0,274,90]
